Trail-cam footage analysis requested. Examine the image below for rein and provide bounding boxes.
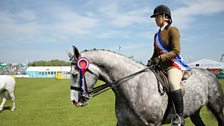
[71,65,157,98]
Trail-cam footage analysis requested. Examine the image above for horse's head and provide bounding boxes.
[69,46,100,107]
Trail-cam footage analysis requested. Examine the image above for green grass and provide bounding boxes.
[0,79,116,126]
[0,79,224,126]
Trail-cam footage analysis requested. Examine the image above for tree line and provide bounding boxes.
[28,59,70,66]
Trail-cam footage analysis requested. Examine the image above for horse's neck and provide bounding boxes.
[82,50,146,82]
[82,50,157,95]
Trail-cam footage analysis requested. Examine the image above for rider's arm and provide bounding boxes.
[159,26,180,62]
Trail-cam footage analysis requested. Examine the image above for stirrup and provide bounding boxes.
[171,114,184,126]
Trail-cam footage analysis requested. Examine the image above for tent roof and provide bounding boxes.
[189,58,224,69]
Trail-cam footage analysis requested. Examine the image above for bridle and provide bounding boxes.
[70,67,99,93]
[70,58,156,99]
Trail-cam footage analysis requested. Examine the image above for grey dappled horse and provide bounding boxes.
[0,75,16,111]
[69,47,224,126]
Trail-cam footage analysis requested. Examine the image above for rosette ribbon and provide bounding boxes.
[77,57,90,93]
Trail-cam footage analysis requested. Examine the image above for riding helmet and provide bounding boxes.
[150,4,172,19]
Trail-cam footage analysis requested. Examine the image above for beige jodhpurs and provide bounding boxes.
[167,67,183,91]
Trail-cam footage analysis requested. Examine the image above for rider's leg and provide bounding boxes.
[170,89,184,117]
[167,68,184,125]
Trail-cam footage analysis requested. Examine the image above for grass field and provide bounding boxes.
[0,79,224,126]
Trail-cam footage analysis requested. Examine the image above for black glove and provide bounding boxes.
[147,57,160,66]
[152,57,160,65]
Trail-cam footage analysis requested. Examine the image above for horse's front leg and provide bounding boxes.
[9,91,16,111]
[0,92,7,111]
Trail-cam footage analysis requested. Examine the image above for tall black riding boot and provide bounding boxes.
[170,89,185,126]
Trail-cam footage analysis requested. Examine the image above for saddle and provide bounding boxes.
[150,66,192,95]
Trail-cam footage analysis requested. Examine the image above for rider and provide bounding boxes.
[148,4,191,126]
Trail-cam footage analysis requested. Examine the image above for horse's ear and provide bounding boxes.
[73,45,80,59]
[65,50,74,60]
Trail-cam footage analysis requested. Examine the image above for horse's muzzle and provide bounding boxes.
[72,100,81,107]
[72,100,88,107]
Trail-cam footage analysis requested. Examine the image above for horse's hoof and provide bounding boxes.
[11,108,16,111]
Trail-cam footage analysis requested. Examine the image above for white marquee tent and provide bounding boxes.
[189,58,224,69]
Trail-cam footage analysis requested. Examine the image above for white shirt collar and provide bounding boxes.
[160,24,168,31]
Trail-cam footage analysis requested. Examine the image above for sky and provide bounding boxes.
[0,0,224,64]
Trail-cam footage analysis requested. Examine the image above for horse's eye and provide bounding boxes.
[72,73,78,78]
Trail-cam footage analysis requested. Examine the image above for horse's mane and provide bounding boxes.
[81,49,145,65]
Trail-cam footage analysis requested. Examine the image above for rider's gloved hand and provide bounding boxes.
[152,57,161,65]
[147,56,161,66]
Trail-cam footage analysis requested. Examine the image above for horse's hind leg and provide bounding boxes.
[207,102,224,126]
[0,92,7,111]
[8,91,16,111]
[190,108,205,126]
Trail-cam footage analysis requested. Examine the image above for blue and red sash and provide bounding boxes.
[155,30,191,71]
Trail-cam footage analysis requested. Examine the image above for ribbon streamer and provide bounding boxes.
[77,57,90,93]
